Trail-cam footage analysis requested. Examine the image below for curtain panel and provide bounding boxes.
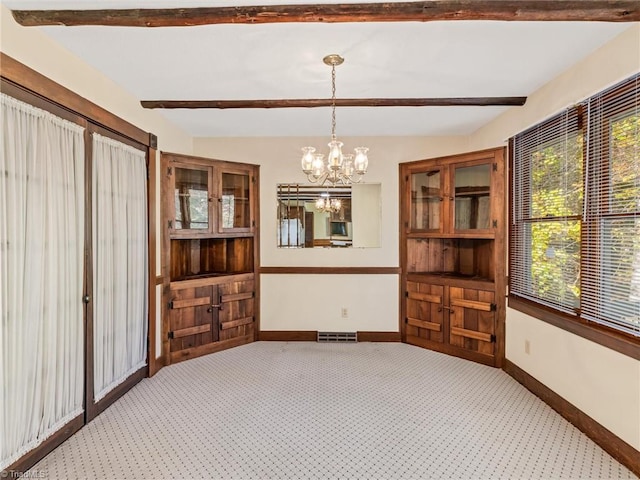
[0,93,85,469]
[91,133,148,402]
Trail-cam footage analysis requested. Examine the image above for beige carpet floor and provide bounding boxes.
[29,342,637,480]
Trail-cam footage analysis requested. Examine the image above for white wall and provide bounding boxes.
[261,274,398,332]
[352,183,382,248]
[468,24,640,451]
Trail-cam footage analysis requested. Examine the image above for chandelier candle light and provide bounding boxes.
[301,54,369,186]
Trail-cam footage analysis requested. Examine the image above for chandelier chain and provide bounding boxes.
[331,64,337,138]
[300,54,368,186]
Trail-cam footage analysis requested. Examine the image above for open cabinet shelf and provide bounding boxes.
[169,237,254,282]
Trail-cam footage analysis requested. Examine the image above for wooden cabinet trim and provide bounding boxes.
[222,292,254,303]
[221,316,254,330]
[407,291,442,304]
[450,326,493,343]
[162,151,259,169]
[170,335,253,363]
[450,298,494,312]
[406,334,496,367]
[171,324,212,339]
[407,273,495,290]
[170,297,211,309]
[170,272,255,290]
[407,317,442,332]
[402,147,506,169]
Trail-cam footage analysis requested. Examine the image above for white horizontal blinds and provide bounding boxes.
[582,74,640,336]
[0,93,85,469]
[511,108,583,314]
[92,133,148,402]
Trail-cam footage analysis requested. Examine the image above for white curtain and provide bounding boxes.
[0,93,85,469]
[92,133,147,402]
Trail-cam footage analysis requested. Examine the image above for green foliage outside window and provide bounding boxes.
[601,114,640,323]
[610,114,640,214]
[528,135,583,308]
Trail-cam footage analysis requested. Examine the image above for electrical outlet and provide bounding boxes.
[341,307,348,318]
[524,339,531,355]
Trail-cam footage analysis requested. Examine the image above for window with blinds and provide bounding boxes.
[510,73,639,338]
[511,109,583,315]
[582,75,640,336]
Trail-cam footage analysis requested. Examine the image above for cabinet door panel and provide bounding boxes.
[452,162,491,232]
[169,286,218,353]
[409,168,444,232]
[219,169,253,233]
[449,287,495,355]
[170,164,213,235]
[406,281,444,343]
[219,279,255,341]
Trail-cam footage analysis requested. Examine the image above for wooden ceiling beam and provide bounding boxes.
[12,1,640,27]
[140,97,527,109]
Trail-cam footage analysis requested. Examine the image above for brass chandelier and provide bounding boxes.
[301,54,369,186]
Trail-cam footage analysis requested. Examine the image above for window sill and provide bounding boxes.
[508,295,640,360]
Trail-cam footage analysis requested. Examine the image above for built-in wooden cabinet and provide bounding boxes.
[162,152,259,364]
[400,148,505,367]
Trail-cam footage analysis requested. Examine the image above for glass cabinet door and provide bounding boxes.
[173,165,212,233]
[453,163,491,231]
[220,170,252,231]
[410,169,443,231]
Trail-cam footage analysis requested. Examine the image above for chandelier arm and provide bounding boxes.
[319,172,330,185]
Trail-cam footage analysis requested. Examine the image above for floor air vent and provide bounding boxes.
[317,332,357,343]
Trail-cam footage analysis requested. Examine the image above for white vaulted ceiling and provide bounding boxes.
[1,1,634,137]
